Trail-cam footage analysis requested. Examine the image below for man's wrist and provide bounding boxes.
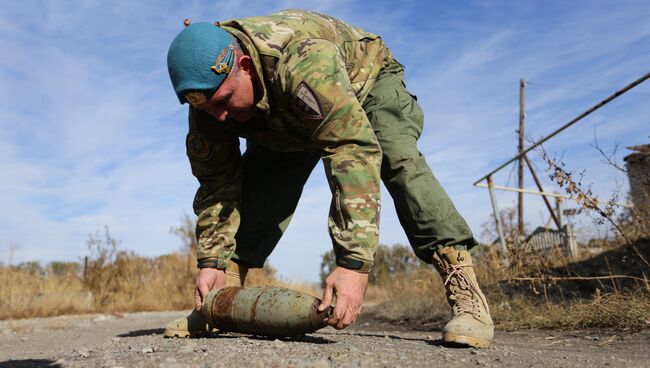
[336,257,373,273]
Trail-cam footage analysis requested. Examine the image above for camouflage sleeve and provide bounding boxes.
[187,107,242,269]
[277,39,382,273]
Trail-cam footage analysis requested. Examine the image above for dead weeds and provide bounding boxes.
[368,238,650,331]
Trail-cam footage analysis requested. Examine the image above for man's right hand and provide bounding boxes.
[195,268,227,311]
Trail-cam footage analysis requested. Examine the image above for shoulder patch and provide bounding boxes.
[186,132,212,161]
[293,82,324,120]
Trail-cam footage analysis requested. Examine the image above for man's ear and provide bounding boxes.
[237,55,255,79]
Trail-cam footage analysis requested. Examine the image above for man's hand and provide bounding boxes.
[195,268,227,311]
[317,266,368,330]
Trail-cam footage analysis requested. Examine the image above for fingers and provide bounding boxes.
[194,277,211,311]
[194,286,203,311]
[328,298,361,330]
[318,283,334,312]
[198,281,211,301]
[339,304,359,329]
[328,297,347,329]
[320,267,368,330]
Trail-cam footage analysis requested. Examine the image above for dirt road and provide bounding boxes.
[1,310,648,367]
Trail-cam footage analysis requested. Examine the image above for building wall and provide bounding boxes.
[625,145,650,225]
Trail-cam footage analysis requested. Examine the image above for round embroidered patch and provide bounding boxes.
[186,133,212,160]
[185,92,207,106]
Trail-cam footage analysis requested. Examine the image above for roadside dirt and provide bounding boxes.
[1,309,648,367]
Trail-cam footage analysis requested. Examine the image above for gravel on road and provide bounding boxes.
[1,310,649,367]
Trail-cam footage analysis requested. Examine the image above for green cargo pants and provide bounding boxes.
[232,60,476,267]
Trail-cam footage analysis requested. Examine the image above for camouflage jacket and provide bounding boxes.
[187,9,393,272]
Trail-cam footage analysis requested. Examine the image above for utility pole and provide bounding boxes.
[518,79,525,238]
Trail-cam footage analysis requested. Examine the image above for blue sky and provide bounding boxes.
[1,0,649,282]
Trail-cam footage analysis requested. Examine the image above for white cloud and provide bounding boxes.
[1,1,649,282]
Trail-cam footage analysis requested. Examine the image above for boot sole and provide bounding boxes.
[443,332,491,348]
[163,329,195,338]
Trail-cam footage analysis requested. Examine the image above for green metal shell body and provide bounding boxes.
[202,286,330,337]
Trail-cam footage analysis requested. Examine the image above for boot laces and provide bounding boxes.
[443,264,485,318]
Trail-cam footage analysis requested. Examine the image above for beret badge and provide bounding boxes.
[185,92,207,106]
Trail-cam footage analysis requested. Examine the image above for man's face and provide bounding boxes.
[197,55,256,122]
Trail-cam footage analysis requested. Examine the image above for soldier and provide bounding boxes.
[164,9,493,348]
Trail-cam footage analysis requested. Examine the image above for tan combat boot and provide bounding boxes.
[164,261,248,338]
[432,247,494,348]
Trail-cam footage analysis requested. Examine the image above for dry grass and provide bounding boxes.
[491,290,650,330]
[0,225,296,320]
[0,253,295,320]
[246,266,319,297]
[369,269,450,327]
[367,239,650,331]
[0,252,195,319]
[0,264,90,319]
[4,218,649,332]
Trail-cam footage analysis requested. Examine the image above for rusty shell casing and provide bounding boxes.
[201,286,330,337]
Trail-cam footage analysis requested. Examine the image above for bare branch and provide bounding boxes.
[534,143,649,268]
[510,275,648,282]
[591,130,650,187]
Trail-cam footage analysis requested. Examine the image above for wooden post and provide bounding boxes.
[488,176,508,263]
[83,256,88,283]
[518,79,525,238]
[556,197,563,229]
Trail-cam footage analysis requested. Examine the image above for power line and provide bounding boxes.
[505,156,516,188]
[526,80,650,97]
[474,71,650,186]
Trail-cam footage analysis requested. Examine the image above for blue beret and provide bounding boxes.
[167,22,235,105]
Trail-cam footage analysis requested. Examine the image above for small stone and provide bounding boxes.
[313,359,330,368]
[75,348,90,358]
[93,315,114,322]
[180,346,194,354]
[142,346,154,354]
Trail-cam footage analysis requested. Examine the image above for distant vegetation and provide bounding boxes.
[319,205,650,331]
[2,206,648,332]
[0,220,287,320]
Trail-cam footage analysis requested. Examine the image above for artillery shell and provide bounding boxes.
[201,286,331,337]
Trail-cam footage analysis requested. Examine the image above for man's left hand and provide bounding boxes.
[318,266,368,330]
